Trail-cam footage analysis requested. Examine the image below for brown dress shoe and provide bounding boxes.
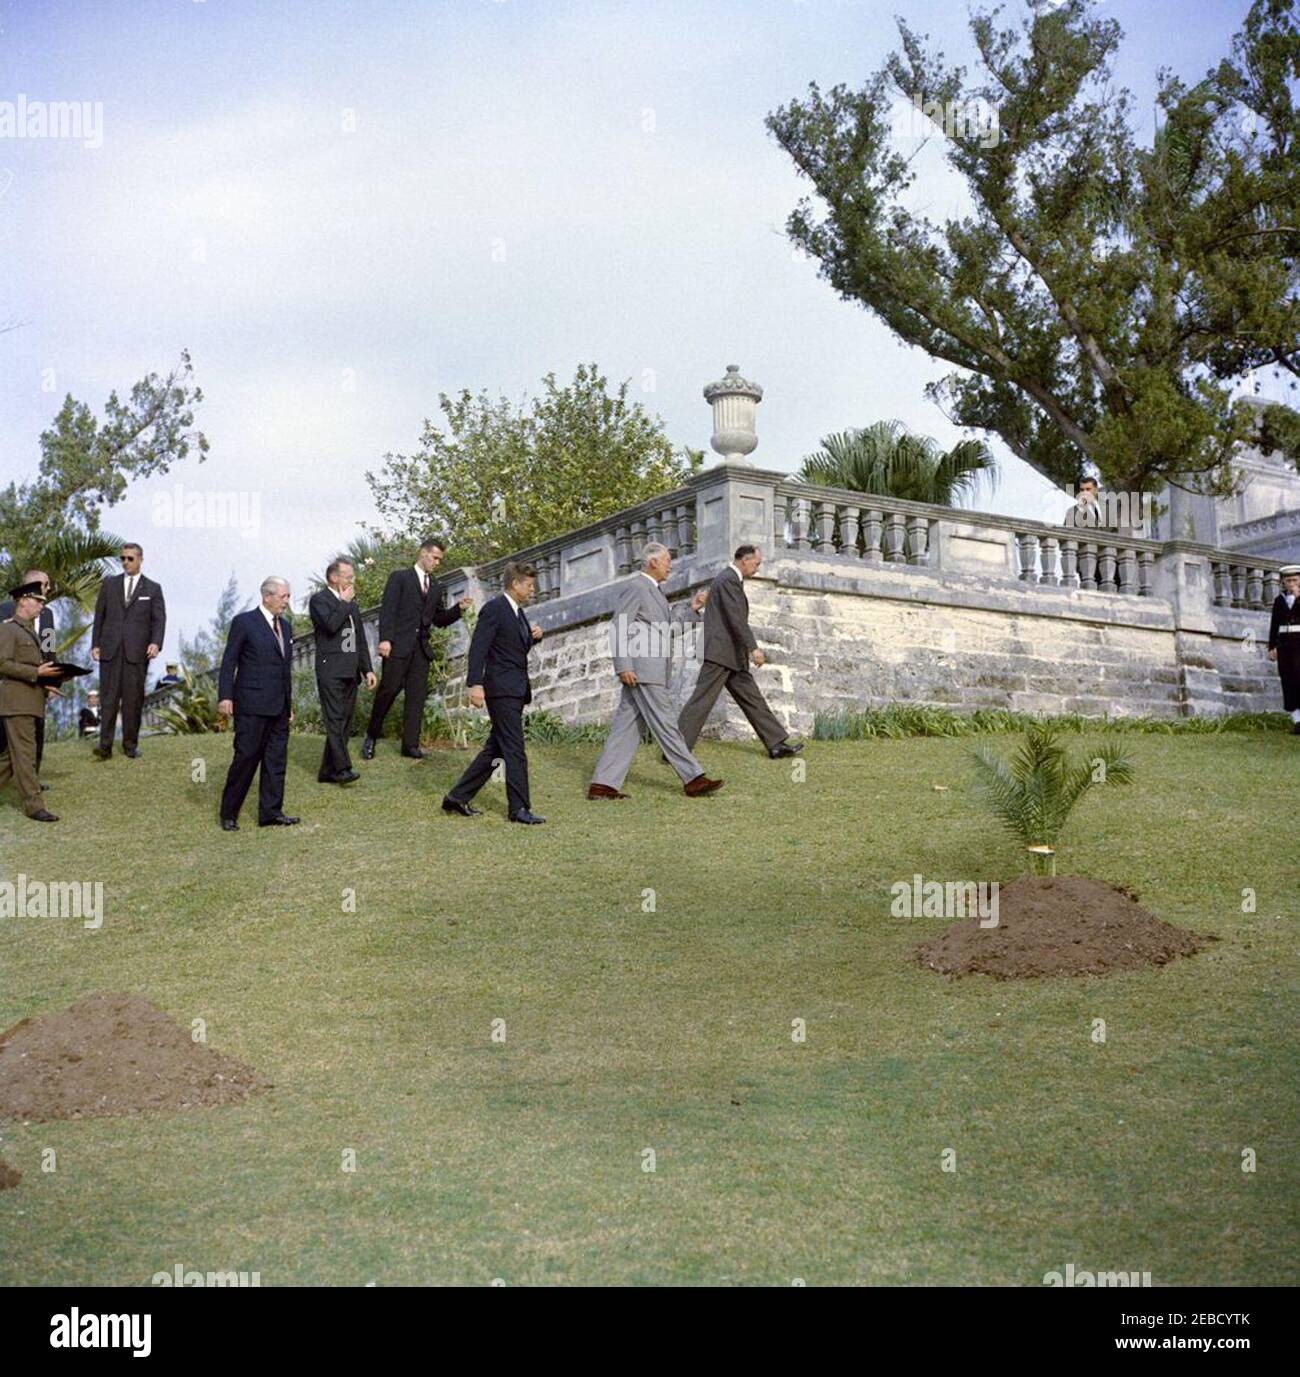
[587,783,629,800]
[683,774,723,797]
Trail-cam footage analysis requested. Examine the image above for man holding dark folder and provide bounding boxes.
[0,582,62,821]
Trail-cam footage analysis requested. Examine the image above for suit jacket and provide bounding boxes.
[610,573,701,688]
[0,619,50,717]
[1268,593,1300,652]
[378,568,461,660]
[218,608,293,717]
[92,573,166,663]
[466,594,535,702]
[309,588,374,683]
[0,602,54,656]
[699,566,757,671]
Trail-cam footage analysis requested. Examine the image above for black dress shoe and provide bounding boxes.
[360,736,376,760]
[441,797,482,817]
[221,818,239,831]
[39,782,48,791]
[258,814,300,827]
[1293,722,1300,735]
[124,746,142,758]
[333,769,360,784]
[768,740,804,759]
[29,809,59,822]
[400,747,425,760]
[91,746,111,761]
[509,809,546,825]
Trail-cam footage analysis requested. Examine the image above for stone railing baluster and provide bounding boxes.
[884,513,906,563]
[1263,569,1280,604]
[1231,563,1246,608]
[815,501,837,553]
[1246,567,1263,609]
[1016,531,1039,582]
[1097,543,1118,592]
[1039,534,1059,585]
[773,492,788,549]
[1117,546,1136,596]
[1060,538,1079,589]
[862,509,883,561]
[615,525,632,576]
[1137,550,1154,597]
[906,515,929,566]
[837,504,860,558]
[1079,542,1098,589]
[677,503,694,556]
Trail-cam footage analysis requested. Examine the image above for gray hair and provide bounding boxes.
[641,542,670,566]
[260,576,289,597]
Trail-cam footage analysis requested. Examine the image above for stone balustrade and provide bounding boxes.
[141,464,1291,733]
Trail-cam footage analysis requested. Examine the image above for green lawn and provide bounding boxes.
[1,731,1296,1286]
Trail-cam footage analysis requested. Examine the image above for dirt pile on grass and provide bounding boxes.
[916,875,1214,979]
[0,992,264,1121]
[0,1159,20,1189]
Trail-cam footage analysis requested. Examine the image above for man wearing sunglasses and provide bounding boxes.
[91,543,166,759]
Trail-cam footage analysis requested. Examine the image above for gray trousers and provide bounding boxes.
[678,660,787,751]
[592,681,702,788]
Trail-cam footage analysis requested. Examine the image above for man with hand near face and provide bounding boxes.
[310,557,377,784]
[442,561,545,824]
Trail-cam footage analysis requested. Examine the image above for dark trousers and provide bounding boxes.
[1279,643,1300,711]
[220,712,289,823]
[446,695,530,816]
[99,655,147,751]
[366,651,430,751]
[317,674,358,780]
[678,659,788,751]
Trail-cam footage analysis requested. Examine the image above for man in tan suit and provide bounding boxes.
[0,582,62,822]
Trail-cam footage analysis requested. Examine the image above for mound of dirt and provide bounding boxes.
[0,1159,20,1189]
[915,875,1214,979]
[0,992,264,1122]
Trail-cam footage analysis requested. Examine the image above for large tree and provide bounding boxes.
[1,349,209,558]
[767,0,1300,498]
[367,362,703,563]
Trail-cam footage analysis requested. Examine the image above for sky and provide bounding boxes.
[0,0,1277,662]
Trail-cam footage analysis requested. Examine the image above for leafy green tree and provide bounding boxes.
[0,350,208,551]
[797,420,997,504]
[367,362,703,562]
[767,0,1300,497]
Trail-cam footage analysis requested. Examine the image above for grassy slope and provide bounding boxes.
[0,732,1296,1286]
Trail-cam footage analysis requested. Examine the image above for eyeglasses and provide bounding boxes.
[121,555,138,563]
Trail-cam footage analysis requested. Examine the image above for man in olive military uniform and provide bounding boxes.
[1267,564,1300,735]
[0,581,62,821]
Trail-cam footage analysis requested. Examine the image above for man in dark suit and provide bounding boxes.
[216,576,297,830]
[1267,564,1300,734]
[91,542,165,759]
[362,536,471,760]
[309,557,377,784]
[0,567,55,781]
[442,561,545,824]
[677,544,802,758]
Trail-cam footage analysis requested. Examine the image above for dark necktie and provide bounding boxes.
[272,617,284,656]
[420,572,429,598]
[518,608,529,641]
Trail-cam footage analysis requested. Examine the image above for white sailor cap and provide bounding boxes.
[1281,564,1300,578]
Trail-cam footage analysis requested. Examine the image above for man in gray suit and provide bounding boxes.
[588,543,723,800]
[677,544,802,758]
